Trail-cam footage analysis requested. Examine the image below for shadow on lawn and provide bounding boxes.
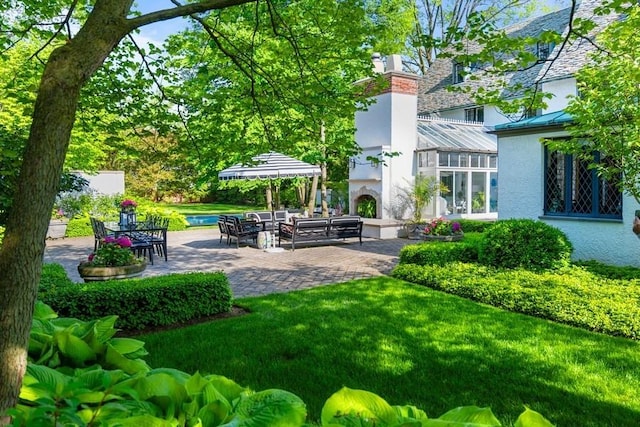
[143,278,640,426]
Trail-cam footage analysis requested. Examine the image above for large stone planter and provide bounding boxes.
[403,222,427,240]
[47,219,69,239]
[77,261,147,282]
[423,233,464,242]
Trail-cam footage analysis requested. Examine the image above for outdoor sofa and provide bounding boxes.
[245,210,287,233]
[278,216,363,250]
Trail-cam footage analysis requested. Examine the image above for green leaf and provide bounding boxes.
[514,406,554,427]
[130,372,188,411]
[228,389,307,427]
[394,405,429,421]
[436,406,501,426]
[109,337,148,357]
[105,343,151,374]
[104,414,177,426]
[53,329,96,366]
[20,364,69,402]
[33,301,58,320]
[321,387,398,426]
[205,374,248,403]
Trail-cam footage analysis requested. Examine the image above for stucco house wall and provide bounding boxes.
[496,133,546,219]
[541,78,577,113]
[75,171,125,196]
[498,129,640,267]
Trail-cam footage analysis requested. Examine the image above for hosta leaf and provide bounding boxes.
[205,374,248,402]
[54,330,96,366]
[104,414,177,426]
[75,366,128,390]
[514,407,554,427]
[130,372,188,411]
[321,387,397,426]
[198,400,232,426]
[150,368,192,383]
[20,364,69,402]
[229,389,307,427]
[185,371,210,395]
[436,406,501,426]
[394,405,429,421]
[33,301,57,320]
[105,343,150,374]
[93,315,119,342]
[109,337,148,357]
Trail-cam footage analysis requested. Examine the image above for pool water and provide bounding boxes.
[185,214,241,226]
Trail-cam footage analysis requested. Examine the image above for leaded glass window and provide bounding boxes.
[544,148,622,218]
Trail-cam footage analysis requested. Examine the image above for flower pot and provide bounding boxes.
[47,219,69,239]
[423,233,464,242]
[77,261,147,282]
[403,222,426,240]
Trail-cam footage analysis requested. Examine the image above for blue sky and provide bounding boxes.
[131,1,190,46]
[131,0,572,47]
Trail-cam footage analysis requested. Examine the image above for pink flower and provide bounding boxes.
[116,236,132,248]
[120,199,137,208]
[88,253,95,261]
[103,236,116,244]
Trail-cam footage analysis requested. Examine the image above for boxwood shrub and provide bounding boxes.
[392,262,640,339]
[456,219,495,233]
[478,219,573,270]
[398,232,483,266]
[39,263,75,295]
[42,272,232,331]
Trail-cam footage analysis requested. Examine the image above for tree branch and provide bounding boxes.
[126,0,257,32]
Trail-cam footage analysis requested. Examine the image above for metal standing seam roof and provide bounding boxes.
[490,110,572,133]
[416,117,497,152]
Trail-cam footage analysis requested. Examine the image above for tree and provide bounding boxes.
[552,2,640,203]
[407,0,557,74]
[0,0,263,416]
[0,0,412,415]
[156,0,409,209]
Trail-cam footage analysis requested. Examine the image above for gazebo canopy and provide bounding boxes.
[218,152,321,181]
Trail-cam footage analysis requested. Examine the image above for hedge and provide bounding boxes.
[392,262,640,339]
[398,232,483,266]
[42,272,232,331]
[39,263,75,295]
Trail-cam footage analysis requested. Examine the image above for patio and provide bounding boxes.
[43,228,413,298]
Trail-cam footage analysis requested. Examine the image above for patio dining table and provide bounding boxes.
[104,221,168,262]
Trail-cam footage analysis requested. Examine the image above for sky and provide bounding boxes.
[130,0,573,47]
[130,1,190,47]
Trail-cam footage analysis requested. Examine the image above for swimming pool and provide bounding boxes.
[185,214,241,226]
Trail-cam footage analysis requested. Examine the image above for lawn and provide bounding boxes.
[153,202,262,216]
[141,277,640,426]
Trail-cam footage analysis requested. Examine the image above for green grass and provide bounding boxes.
[153,202,262,216]
[141,277,640,426]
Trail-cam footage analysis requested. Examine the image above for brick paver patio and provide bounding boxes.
[44,229,413,298]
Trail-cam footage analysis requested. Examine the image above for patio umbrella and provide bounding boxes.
[218,152,321,251]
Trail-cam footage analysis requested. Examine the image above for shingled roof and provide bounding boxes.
[416,0,616,116]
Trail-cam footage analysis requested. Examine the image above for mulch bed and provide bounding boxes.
[116,305,250,337]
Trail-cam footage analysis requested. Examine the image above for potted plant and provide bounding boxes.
[423,217,464,241]
[397,176,448,239]
[119,198,138,226]
[77,235,146,282]
[47,173,90,239]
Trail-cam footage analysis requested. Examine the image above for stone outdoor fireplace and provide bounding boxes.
[351,186,382,219]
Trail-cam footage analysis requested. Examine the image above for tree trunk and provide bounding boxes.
[319,125,329,217]
[307,175,319,216]
[0,0,256,416]
[0,1,131,416]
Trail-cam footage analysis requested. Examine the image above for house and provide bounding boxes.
[349,0,640,266]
